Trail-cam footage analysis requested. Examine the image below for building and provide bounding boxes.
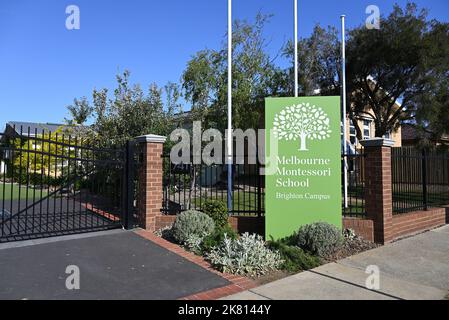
[343,114,402,153]
[401,123,449,147]
[0,121,77,175]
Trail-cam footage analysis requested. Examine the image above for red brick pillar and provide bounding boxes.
[360,138,394,244]
[135,134,166,232]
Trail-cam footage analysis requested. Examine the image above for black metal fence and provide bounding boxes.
[0,125,135,242]
[342,154,366,217]
[162,152,367,218]
[392,147,449,214]
[162,155,264,216]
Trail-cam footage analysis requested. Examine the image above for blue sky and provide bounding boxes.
[0,0,448,129]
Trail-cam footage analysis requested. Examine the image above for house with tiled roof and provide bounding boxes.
[0,121,82,174]
[401,123,449,147]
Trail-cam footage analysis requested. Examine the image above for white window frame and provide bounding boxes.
[362,119,372,139]
[349,120,357,147]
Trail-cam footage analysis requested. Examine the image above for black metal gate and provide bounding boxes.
[0,126,136,243]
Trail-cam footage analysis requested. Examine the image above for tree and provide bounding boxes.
[165,81,182,115]
[413,77,449,148]
[346,3,448,139]
[182,13,284,131]
[12,128,79,185]
[181,14,285,203]
[273,103,331,151]
[65,97,93,125]
[68,70,178,148]
[281,3,447,143]
[283,25,341,96]
[412,21,449,147]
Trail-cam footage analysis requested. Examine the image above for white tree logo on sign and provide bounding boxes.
[273,103,332,151]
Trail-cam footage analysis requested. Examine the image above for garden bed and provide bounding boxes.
[154,202,380,284]
[321,233,380,263]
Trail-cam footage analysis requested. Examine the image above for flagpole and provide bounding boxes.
[227,0,233,213]
[341,14,348,208]
[294,0,298,97]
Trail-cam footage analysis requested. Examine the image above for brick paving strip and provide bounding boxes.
[81,203,121,222]
[134,229,258,300]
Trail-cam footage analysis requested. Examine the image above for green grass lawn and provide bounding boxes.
[171,183,449,216]
[0,183,48,200]
[231,191,263,213]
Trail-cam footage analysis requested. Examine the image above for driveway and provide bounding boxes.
[224,225,449,300]
[1,196,120,242]
[0,230,229,300]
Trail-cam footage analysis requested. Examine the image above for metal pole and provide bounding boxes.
[422,149,428,211]
[227,0,233,214]
[294,0,299,97]
[341,15,348,208]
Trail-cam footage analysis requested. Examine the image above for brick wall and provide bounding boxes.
[136,135,166,232]
[136,136,447,243]
[342,210,445,243]
[155,215,176,230]
[362,142,394,243]
[154,215,377,243]
[154,215,265,235]
[391,208,446,239]
[343,218,374,242]
[229,216,265,235]
[155,213,444,243]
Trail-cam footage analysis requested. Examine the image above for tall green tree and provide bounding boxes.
[65,97,93,125]
[91,71,176,147]
[346,3,448,139]
[412,21,449,147]
[283,25,341,96]
[67,71,178,148]
[282,3,448,143]
[182,13,284,131]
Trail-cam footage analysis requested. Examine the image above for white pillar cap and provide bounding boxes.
[135,134,167,144]
[360,138,395,147]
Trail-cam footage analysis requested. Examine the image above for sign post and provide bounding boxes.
[265,96,342,240]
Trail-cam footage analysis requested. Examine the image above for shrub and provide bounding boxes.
[295,222,343,258]
[343,228,357,241]
[268,240,320,272]
[172,210,215,244]
[202,199,228,229]
[154,225,174,241]
[207,233,282,276]
[184,233,207,254]
[201,224,238,254]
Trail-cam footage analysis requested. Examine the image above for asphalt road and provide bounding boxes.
[0,230,229,300]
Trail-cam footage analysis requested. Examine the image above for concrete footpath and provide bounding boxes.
[223,225,449,300]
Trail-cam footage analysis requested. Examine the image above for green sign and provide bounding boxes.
[265,97,342,240]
